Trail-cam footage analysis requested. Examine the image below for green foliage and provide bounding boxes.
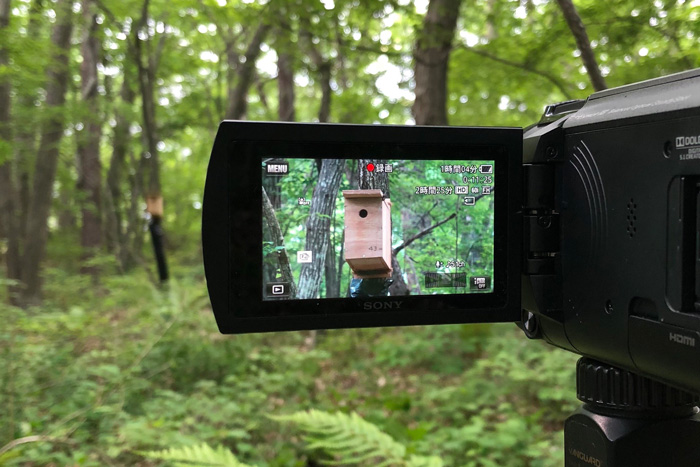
[373,324,491,373]
[0,272,577,466]
[272,409,443,467]
[406,325,577,466]
[138,442,254,467]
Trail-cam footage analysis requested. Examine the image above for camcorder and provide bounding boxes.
[203,69,700,465]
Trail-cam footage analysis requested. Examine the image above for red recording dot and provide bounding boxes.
[367,163,375,172]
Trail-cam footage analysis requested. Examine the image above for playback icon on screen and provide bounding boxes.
[266,283,290,297]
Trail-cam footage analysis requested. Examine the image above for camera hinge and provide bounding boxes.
[523,163,559,275]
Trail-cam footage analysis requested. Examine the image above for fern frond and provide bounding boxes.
[272,409,428,466]
[136,442,253,467]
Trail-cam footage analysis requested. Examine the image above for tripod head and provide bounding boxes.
[566,358,700,466]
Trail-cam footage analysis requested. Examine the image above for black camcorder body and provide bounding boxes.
[203,69,700,394]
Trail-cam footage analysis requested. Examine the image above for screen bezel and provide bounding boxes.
[203,121,522,334]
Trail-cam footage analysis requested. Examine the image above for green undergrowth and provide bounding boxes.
[0,265,578,466]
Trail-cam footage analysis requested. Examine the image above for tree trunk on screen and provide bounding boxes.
[325,215,340,298]
[556,0,607,91]
[358,159,390,197]
[297,159,344,299]
[262,187,297,298]
[226,23,270,120]
[412,0,462,125]
[77,0,103,274]
[21,0,73,306]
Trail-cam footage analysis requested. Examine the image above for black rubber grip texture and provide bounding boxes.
[576,358,700,409]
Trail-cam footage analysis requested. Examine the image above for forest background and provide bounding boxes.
[0,0,698,465]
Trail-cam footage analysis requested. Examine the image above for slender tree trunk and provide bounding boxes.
[14,0,43,241]
[277,52,295,122]
[0,0,22,304]
[134,0,168,282]
[336,229,345,285]
[317,63,332,123]
[324,216,340,298]
[412,0,462,125]
[134,31,160,201]
[224,42,238,115]
[297,159,344,299]
[226,23,270,120]
[334,16,349,91]
[302,28,332,123]
[262,187,297,298]
[21,0,73,305]
[125,150,145,268]
[104,75,136,271]
[0,0,12,233]
[78,0,103,274]
[556,0,607,91]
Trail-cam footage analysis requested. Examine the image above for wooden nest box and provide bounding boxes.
[343,189,392,277]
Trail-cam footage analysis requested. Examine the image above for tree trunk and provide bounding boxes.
[297,159,344,299]
[324,216,340,298]
[77,0,103,274]
[317,63,332,123]
[125,150,145,269]
[134,0,168,282]
[21,0,73,305]
[0,0,11,234]
[0,0,22,304]
[277,51,295,122]
[104,72,136,271]
[262,187,297,298]
[358,159,390,197]
[302,28,332,123]
[226,23,270,120]
[412,0,462,125]
[14,0,43,242]
[134,30,160,200]
[556,0,607,91]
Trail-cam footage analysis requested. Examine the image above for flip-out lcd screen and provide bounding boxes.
[202,122,521,333]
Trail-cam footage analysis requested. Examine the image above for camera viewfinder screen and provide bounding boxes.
[262,158,495,300]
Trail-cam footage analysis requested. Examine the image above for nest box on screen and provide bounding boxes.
[343,189,392,278]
